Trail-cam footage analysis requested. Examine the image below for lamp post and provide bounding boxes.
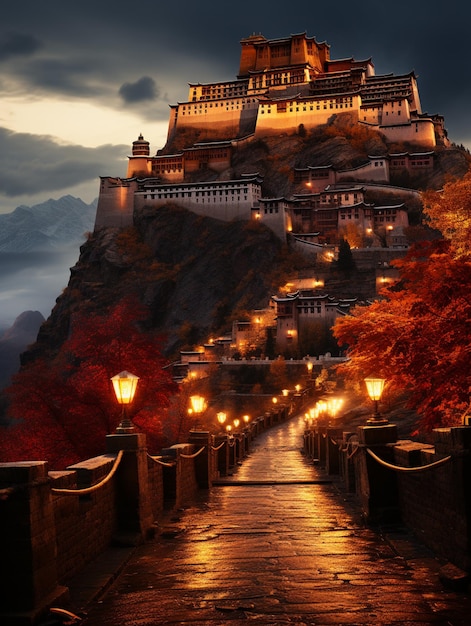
[364,377,388,425]
[217,411,227,433]
[111,370,140,433]
[189,394,207,428]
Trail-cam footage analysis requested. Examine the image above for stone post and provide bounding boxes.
[354,423,399,524]
[325,428,343,475]
[106,432,154,544]
[0,462,68,625]
[187,430,211,488]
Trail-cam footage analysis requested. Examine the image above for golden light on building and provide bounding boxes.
[217,411,227,426]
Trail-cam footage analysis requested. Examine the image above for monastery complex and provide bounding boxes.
[95,32,448,254]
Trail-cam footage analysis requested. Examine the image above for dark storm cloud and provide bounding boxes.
[0,128,127,197]
[119,76,160,103]
[0,31,41,61]
[20,57,105,97]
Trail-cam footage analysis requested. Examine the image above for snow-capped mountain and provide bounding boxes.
[0,195,97,252]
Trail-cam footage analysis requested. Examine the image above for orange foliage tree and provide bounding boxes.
[333,169,471,431]
[1,296,178,468]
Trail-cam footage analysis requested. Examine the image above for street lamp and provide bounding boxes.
[217,411,227,433]
[189,394,207,429]
[189,394,207,415]
[364,377,388,425]
[111,370,140,433]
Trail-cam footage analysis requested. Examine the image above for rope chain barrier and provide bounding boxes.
[180,446,205,459]
[366,447,453,472]
[147,454,175,467]
[51,450,124,495]
[211,441,226,452]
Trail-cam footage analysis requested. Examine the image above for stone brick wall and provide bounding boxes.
[50,455,118,582]
[394,429,471,571]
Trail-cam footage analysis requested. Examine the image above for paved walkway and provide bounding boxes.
[77,415,471,625]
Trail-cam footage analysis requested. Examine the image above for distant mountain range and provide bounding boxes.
[0,195,98,380]
[0,195,97,252]
[0,310,45,389]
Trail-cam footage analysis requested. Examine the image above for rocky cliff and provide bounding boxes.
[25,205,304,362]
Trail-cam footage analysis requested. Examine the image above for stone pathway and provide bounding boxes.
[80,415,471,625]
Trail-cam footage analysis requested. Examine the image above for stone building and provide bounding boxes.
[166,32,447,148]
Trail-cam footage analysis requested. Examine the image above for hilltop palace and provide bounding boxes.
[95,32,448,250]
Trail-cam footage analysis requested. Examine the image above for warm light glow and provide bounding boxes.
[295,384,301,392]
[226,424,232,432]
[272,397,278,404]
[243,414,250,424]
[306,361,313,372]
[233,418,240,429]
[282,389,289,397]
[190,395,207,414]
[111,371,139,405]
[364,377,386,401]
[217,412,227,425]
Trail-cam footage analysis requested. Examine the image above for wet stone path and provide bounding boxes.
[81,416,471,625]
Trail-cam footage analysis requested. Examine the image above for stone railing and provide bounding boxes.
[303,423,471,574]
[0,403,290,625]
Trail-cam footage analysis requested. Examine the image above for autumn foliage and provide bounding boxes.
[333,170,471,431]
[0,297,178,469]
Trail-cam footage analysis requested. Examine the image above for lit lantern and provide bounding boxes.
[189,395,206,415]
[111,371,140,433]
[364,377,388,425]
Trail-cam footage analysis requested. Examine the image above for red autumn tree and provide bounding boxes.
[333,169,471,431]
[1,296,178,468]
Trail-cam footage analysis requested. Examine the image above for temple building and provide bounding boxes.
[166,32,447,148]
[94,32,442,249]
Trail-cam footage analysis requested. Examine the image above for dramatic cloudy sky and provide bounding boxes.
[0,0,469,215]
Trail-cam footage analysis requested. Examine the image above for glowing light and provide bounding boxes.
[111,371,139,405]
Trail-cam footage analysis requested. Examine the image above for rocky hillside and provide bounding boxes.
[25,205,306,362]
[17,126,471,368]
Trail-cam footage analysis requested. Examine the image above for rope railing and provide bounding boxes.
[366,447,453,472]
[180,446,205,459]
[51,450,124,496]
[211,441,226,452]
[147,454,175,467]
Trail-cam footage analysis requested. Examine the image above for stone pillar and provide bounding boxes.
[214,435,229,477]
[355,423,399,524]
[106,432,154,544]
[0,462,68,625]
[325,428,343,475]
[339,432,356,492]
[187,430,211,488]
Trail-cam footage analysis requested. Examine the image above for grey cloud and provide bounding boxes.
[119,76,159,103]
[0,128,127,197]
[0,31,41,61]
[21,57,106,97]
